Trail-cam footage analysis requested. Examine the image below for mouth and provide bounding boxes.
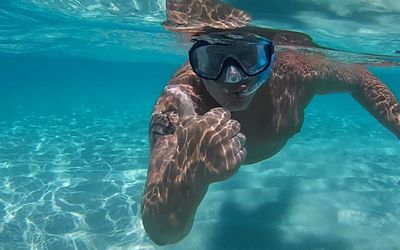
[230,83,253,98]
[229,88,249,99]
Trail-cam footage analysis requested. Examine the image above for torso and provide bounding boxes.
[231,70,312,164]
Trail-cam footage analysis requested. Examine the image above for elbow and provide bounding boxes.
[141,208,191,246]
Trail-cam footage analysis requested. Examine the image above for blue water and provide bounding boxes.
[1,1,400,249]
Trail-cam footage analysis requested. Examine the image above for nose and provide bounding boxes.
[224,65,244,83]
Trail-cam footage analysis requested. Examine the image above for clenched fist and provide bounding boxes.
[175,107,247,185]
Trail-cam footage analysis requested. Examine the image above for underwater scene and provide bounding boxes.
[0,0,400,249]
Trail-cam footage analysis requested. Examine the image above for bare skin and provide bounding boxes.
[141,0,400,245]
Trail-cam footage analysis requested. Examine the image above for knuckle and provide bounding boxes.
[237,132,246,140]
[241,148,248,159]
[231,137,241,149]
[216,126,229,140]
[208,130,223,146]
[236,133,246,146]
[212,107,225,113]
[207,107,231,121]
[227,119,241,132]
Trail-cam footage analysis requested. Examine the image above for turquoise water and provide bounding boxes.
[1,0,400,249]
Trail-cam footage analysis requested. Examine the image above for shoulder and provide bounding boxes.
[272,51,320,81]
[271,51,355,83]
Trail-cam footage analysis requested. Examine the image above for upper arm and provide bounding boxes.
[277,51,400,138]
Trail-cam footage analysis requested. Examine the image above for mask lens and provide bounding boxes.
[189,35,274,80]
[236,42,269,75]
[190,45,226,79]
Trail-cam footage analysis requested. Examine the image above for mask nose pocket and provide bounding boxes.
[225,65,244,83]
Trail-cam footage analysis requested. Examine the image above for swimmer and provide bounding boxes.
[141,0,400,245]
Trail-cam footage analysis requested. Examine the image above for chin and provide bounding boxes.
[221,98,252,111]
[225,105,248,112]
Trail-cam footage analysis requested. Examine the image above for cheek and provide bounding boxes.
[205,83,227,97]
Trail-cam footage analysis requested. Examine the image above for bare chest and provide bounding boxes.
[231,84,308,163]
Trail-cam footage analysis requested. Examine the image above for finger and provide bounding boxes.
[205,144,246,182]
[211,119,241,145]
[202,119,240,148]
[228,135,243,153]
[236,147,247,164]
[219,138,243,170]
[224,120,241,138]
[236,133,246,148]
[203,107,231,125]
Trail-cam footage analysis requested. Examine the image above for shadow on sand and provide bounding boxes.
[206,181,352,250]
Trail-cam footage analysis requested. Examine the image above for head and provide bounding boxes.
[189,32,275,111]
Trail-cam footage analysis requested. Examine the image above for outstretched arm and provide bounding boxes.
[290,52,400,138]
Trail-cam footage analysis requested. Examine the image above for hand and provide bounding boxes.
[175,108,247,185]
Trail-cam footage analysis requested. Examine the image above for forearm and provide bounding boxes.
[141,65,243,244]
[141,145,208,245]
[352,69,400,138]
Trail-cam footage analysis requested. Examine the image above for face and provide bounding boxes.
[202,64,271,111]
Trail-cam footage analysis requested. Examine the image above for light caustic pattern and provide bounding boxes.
[9,0,166,19]
[1,0,400,61]
[168,98,400,250]
[0,0,180,61]
[0,109,154,249]
[1,99,399,249]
